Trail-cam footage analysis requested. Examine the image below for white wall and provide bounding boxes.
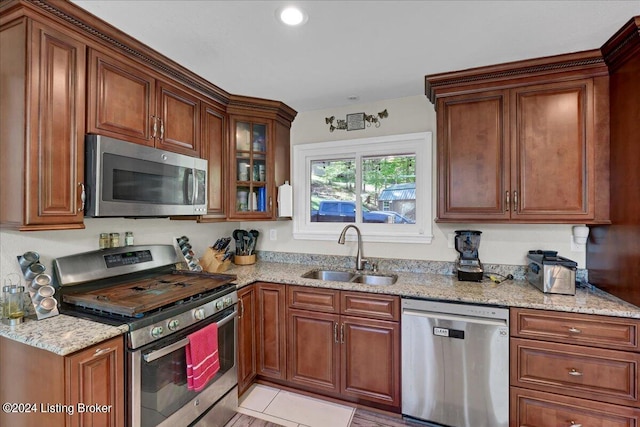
[0,95,585,282]
[246,95,585,268]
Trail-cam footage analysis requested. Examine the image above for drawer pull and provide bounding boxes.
[94,347,112,357]
[568,327,582,334]
[568,368,583,377]
[569,422,582,427]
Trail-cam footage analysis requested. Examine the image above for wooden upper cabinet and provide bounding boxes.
[200,101,228,218]
[511,80,594,221]
[427,50,610,224]
[87,48,155,146]
[0,17,86,231]
[87,48,201,157]
[155,80,200,156]
[438,90,509,220]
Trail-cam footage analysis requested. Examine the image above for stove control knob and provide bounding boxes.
[194,308,206,320]
[224,297,232,307]
[167,319,180,331]
[151,326,163,338]
[215,300,224,310]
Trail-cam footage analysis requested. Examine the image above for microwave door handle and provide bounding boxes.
[183,168,194,205]
[142,310,238,363]
[193,168,199,206]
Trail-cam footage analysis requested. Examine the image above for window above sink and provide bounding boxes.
[292,132,433,244]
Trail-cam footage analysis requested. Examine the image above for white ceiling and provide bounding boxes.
[72,1,639,113]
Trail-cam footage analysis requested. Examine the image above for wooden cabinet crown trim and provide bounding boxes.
[10,0,231,105]
[425,49,608,103]
[601,16,640,71]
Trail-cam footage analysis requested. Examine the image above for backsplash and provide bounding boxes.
[257,250,589,284]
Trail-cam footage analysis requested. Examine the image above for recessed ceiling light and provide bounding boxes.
[277,6,308,26]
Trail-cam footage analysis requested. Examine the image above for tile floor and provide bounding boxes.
[232,384,355,427]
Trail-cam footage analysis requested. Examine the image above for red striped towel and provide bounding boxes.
[186,322,220,391]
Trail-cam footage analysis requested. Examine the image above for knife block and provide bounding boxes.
[200,247,231,272]
[233,254,256,265]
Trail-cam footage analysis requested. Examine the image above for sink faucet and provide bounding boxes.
[338,225,367,271]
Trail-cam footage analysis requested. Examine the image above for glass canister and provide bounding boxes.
[110,232,120,248]
[99,233,110,249]
[125,231,134,246]
[2,284,25,326]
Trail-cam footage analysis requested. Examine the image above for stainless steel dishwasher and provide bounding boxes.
[401,299,509,427]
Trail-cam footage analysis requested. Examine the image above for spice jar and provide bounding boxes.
[110,232,120,248]
[99,233,109,249]
[125,231,134,246]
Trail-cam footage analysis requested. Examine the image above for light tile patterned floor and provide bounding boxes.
[235,384,355,427]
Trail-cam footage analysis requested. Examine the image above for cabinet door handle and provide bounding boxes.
[569,422,582,427]
[568,368,583,377]
[340,323,345,344]
[93,347,112,357]
[568,327,581,334]
[151,115,157,138]
[334,323,338,343]
[505,191,510,212]
[513,190,518,211]
[239,299,244,319]
[78,183,85,212]
[268,196,272,211]
[159,118,164,140]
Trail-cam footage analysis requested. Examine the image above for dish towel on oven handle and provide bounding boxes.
[186,322,220,391]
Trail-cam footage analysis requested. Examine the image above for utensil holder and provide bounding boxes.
[234,254,256,265]
[200,248,232,273]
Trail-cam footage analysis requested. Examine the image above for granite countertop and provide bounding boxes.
[226,261,640,319]
[2,258,639,356]
[0,315,128,356]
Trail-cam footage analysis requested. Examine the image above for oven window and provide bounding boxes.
[139,315,235,427]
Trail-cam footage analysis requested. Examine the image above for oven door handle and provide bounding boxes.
[143,310,238,363]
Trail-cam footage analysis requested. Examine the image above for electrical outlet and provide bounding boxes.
[447,233,455,249]
[269,229,277,241]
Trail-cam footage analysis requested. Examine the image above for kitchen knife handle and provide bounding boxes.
[513,190,518,211]
[505,191,510,212]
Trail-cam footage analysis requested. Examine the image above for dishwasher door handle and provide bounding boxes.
[402,308,508,328]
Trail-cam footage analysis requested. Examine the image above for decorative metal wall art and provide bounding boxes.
[325,109,388,132]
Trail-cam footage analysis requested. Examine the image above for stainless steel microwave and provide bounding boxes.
[85,135,207,217]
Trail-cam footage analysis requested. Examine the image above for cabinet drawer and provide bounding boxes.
[341,292,399,321]
[288,286,339,313]
[511,338,640,407]
[511,308,640,352]
[511,387,639,427]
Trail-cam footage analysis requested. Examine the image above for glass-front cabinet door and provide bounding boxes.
[230,117,272,219]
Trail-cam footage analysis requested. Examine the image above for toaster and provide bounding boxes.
[526,250,577,295]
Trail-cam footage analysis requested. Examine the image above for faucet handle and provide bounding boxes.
[370,261,378,273]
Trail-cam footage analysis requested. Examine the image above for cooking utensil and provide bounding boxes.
[232,229,243,255]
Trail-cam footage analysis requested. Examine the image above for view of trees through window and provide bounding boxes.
[310,155,416,224]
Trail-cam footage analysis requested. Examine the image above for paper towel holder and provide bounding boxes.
[277,181,293,218]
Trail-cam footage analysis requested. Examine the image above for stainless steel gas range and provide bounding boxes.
[53,245,238,427]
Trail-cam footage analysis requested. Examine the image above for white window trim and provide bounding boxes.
[292,132,433,243]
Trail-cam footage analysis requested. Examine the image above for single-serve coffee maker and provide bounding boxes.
[454,230,484,282]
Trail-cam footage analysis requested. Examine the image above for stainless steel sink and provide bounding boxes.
[301,269,397,285]
[352,274,398,285]
[301,269,356,282]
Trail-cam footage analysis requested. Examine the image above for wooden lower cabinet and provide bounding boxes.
[510,308,640,427]
[255,282,287,380]
[511,387,639,427]
[285,286,401,411]
[0,335,124,427]
[237,285,257,395]
[341,316,400,408]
